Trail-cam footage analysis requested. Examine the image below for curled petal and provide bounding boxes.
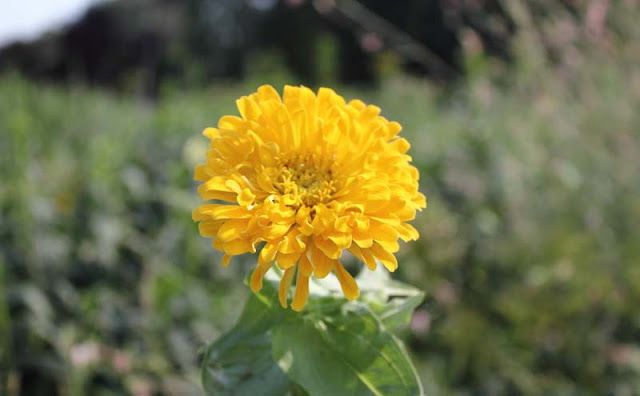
[310,245,335,278]
[279,267,296,308]
[334,261,359,301]
[250,261,272,292]
[370,243,398,272]
[291,253,314,311]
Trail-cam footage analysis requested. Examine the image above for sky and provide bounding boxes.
[0,0,102,47]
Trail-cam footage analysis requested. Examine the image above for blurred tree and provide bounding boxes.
[257,0,321,84]
[0,0,527,92]
[186,0,249,81]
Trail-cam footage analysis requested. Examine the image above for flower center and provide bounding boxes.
[274,154,336,207]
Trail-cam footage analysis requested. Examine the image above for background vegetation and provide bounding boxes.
[1,0,639,395]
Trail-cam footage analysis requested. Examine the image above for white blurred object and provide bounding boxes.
[0,0,103,47]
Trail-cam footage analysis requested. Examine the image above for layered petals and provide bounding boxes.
[193,85,426,310]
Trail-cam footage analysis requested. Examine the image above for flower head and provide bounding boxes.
[193,85,426,311]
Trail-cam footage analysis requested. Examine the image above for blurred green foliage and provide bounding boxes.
[0,80,257,395]
[2,2,640,395]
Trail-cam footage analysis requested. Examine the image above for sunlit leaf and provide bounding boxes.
[201,284,294,396]
[272,302,423,396]
[356,269,425,333]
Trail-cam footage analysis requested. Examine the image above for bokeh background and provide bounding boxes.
[1,0,639,395]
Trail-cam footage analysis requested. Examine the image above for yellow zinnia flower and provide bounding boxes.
[193,85,426,311]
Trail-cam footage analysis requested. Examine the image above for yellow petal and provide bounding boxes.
[298,250,314,276]
[348,99,366,111]
[257,84,282,102]
[236,96,261,120]
[200,176,235,193]
[194,164,211,182]
[313,236,341,260]
[237,188,256,207]
[266,202,296,224]
[193,204,250,221]
[212,237,224,251]
[370,243,398,272]
[397,223,419,241]
[334,261,359,301]
[276,251,301,270]
[310,245,335,278]
[223,239,255,255]
[258,241,281,266]
[348,245,377,271]
[291,270,310,312]
[376,239,400,253]
[279,267,296,308]
[202,127,220,139]
[414,192,427,209]
[262,222,292,241]
[334,216,352,233]
[389,137,410,154]
[197,188,237,203]
[327,233,352,249]
[352,231,373,248]
[280,229,306,254]
[217,219,248,241]
[291,251,313,311]
[198,220,224,237]
[387,121,402,138]
[221,254,231,267]
[250,262,271,292]
[217,115,245,130]
[297,215,314,236]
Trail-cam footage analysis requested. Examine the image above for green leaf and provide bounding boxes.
[356,269,425,333]
[201,283,294,396]
[377,293,425,333]
[272,302,424,396]
[203,269,425,396]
